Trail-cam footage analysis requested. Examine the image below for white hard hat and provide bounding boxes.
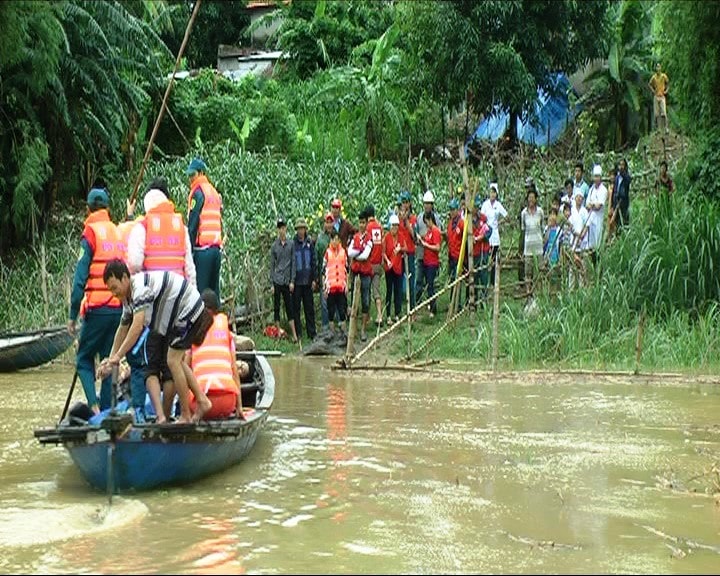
[389,214,400,226]
[592,164,602,177]
[422,190,435,203]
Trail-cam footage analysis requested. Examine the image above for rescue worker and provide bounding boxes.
[364,205,384,326]
[67,187,123,414]
[126,179,196,286]
[347,208,373,342]
[187,289,245,420]
[323,229,348,334]
[126,178,196,422]
[187,158,223,297]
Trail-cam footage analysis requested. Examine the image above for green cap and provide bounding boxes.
[186,157,207,176]
[87,188,109,209]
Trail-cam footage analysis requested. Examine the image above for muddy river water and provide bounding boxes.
[1,358,719,573]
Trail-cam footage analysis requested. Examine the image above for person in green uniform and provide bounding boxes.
[67,187,123,414]
[186,158,223,297]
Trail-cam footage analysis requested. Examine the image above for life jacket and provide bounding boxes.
[325,245,347,293]
[190,313,238,419]
[382,232,403,274]
[447,214,464,260]
[116,218,141,262]
[83,210,123,310]
[188,175,223,247]
[366,218,383,265]
[143,200,186,276]
[349,232,373,276]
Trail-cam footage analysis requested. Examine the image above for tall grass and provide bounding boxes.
[3,141,720,373]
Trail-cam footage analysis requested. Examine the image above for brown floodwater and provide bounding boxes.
[1,358,719,574]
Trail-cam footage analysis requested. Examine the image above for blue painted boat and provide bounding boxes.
[0,326,74,372]
[34,354,274,493]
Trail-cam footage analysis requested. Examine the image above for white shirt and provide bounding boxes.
[127,221,197,288]
[347,234,372,261]
[481,199,508,247]
[569,206,590,252]
[121,271,203,336]
[585,183,608,249]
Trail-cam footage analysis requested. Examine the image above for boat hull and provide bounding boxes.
[65,413,267,491]
[35,355,275,493]
[0,327,73,372]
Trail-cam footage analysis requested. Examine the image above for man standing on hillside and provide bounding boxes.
[187,158,223,297]
[648,63,670,135]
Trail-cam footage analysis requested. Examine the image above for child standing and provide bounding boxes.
[543,208,561,268]
[323,230,348,334]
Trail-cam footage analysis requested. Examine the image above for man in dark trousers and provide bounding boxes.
[186,157,223,297]
[292,217,317,340]
[611,158,631,233]
[67,187,123,415]
[270,217,298,343]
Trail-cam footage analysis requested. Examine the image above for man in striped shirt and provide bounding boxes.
[99,259,213,423]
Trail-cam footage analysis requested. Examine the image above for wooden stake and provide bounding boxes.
[343,275,362,365]
[404,253,412,359]
[634,309,646,375]
[40,237,49,324]
[491,251,501,372]
[129,0,202,204]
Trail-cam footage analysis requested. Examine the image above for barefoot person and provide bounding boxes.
[98,259,213,423]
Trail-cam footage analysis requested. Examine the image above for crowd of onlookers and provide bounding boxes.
[270,158,676,343]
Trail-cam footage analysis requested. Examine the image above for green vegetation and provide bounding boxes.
[1,0,720,373]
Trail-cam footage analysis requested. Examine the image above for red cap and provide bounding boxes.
[324,212,334,222]
[479,213,487,222]
[331,198,342,208]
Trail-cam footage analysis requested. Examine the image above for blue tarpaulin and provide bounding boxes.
[468,73,581,148]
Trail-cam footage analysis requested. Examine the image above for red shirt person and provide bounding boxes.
[420,212,441,316]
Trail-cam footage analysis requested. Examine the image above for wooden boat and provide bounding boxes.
[0,326,74,372]
[34,354,275,493]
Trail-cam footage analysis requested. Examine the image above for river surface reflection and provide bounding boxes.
[1,358,719,573]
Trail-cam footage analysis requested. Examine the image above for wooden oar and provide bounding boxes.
[107,364,119,506]
[236,350,283,358]
[59,370,79,425]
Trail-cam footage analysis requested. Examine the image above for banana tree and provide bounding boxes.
[581,0,653,148]
[312,22,406,159]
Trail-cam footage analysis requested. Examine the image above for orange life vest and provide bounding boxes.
[116,218,141,263]
[143,200,186,276]
[325,245,347,293]
[349,232,373,276]
[188,175,223,247]
[190,313,238,419]
[84,210,123,309]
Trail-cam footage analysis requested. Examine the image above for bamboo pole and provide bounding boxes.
[129,0,202,204]
[491,251,501,372]
[343,275,362,365]
[342,270,470,367]
[448,142,473,318]
[467,180,477,312]
[403,253,412,359]
[408,307,466,361]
